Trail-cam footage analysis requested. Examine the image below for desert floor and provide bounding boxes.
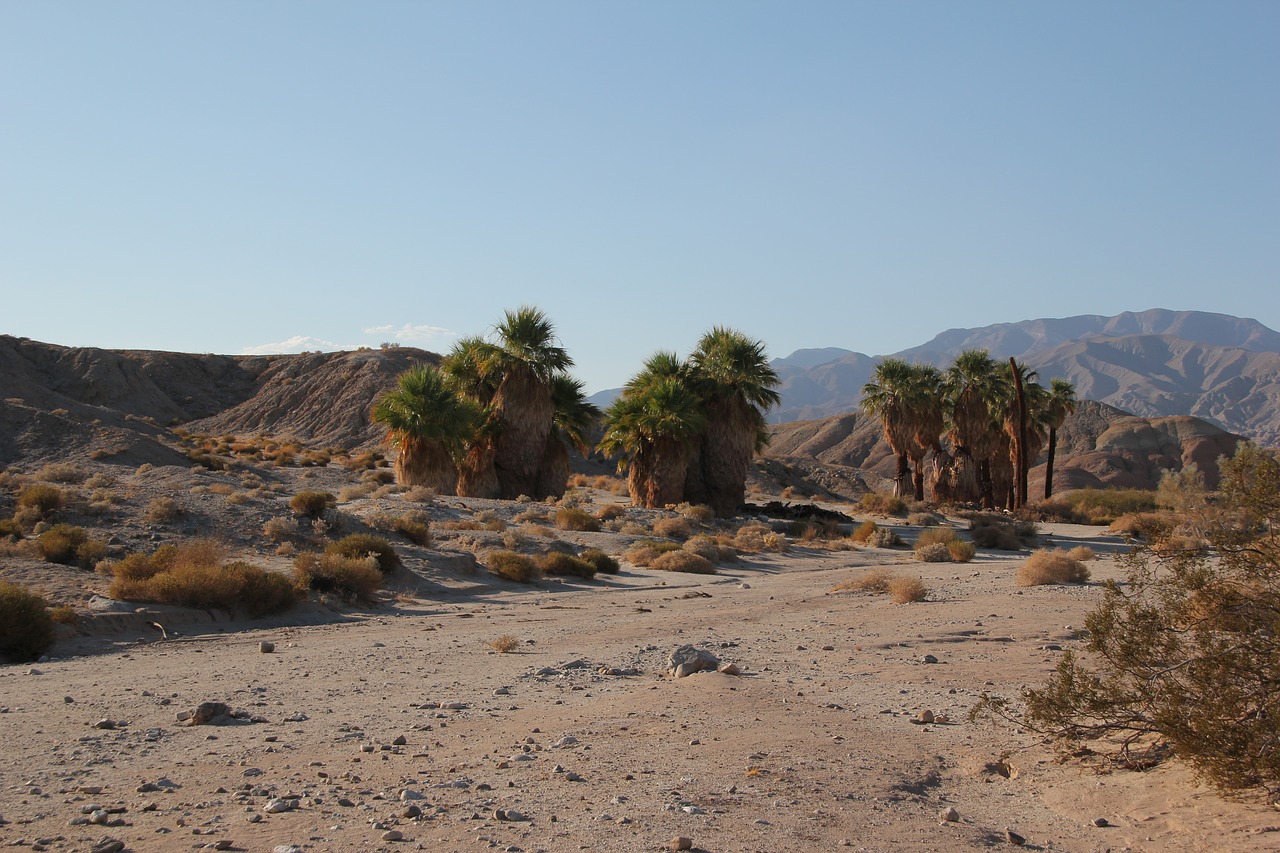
[2,507,1278,853]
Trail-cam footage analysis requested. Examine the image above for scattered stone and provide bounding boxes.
[921,654,939,664]
[913,710,935,724]
[90,841,125,853]
[381,829,403,841]
[940,806,959,822]
[93,719,118,730]
[403,804,421,818]
[263,798,298,814]
[668,837,694,851]
[259,641,275,653]
[271,846,302,853]
[668,645,720,678]
[190,702,232,726]
[717,662,742,676]
[1092,817,1109,827]
[1004,827,1026,846]
[336,797,355,807]
[393,735,408,745]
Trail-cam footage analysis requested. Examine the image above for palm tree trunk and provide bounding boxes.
[492,367,555,500]
[1044,427,1058,500]
[457,442,500,498]
[701,398,754,518]
[893,452,910,499]
[534,433,570,500]
[394,438,458,495]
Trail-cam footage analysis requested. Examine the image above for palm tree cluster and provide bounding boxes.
[599,328,781,516]
[862,350,1077,509]
[372,307,598,501]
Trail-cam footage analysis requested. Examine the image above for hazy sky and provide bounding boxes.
[3,1,1277,393]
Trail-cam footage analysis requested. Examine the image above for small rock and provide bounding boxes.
[393,735,408,745]
[93,719,117,730]
[668,837,694,851]
[190,702,232,725]
[1092,817,1109,827]
[90,841,125,853]
[263,798,297,814]
[717,662,741,676]
[381,829,403,841]
[402,804,421,818]
[259,641,275,653]
[914,709,935,724]
[939,806,959,822]
[921,654,939,664]
[668,645,719,678]
[1004,827,1026,846]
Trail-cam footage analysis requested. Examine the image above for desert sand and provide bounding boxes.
[3,492,1279,853]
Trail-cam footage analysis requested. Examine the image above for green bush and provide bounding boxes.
[325,534,399,573]
[290,490,336,518]
[578,548,620,575]
[1049,488,1159,525]
[18,483,64,516]
[293,552,382,603]
[487,550,538,583]
[107,540,297,617]
[554,507,601,532]
[37,524,105,567]
[947,540,976,562]
[537,551,597,580]
[0,581,54,662]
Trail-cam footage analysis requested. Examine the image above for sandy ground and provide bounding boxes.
[3,515,1279,853]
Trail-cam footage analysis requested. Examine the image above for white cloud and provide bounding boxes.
[362,323,457,344]
[240,336,362,355]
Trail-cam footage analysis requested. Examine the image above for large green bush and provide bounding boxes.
[325,534,399,573]
[0,581,55,662]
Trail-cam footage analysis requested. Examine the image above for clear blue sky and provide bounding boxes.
[3,1,1277,393]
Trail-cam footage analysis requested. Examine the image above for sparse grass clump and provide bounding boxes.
[595,504,626,522]
[537,551,597,580]
[850,520,879,543]
[860,493,907,516]
[486,550,538,583]
[732,523,788,553]
[649,550,716,574]
[623,541,681,567]
[403,485,437,504]
[0,517,22,540]
[832,567,897,593]
[290,490,335,518]
[262,517,297,542]
[1109,512,1173,540]
[37,524,106,567]
[947,540,976,562]
[908,511,940,526]
[1015,549,1091,586]
[674,503,714,523]
[325,534,399,573]
[108,541,297,616]
[488,635,520,653]
[388,511,431,546]
[968,513,1036,550]
[18,483,64,516]
[0,581,54,662]
[554,507,601,532]
[475,509,507,531]
[887,576,928,603]
[914,527,960,551]
[36,462,87,483]
[1066,545,1095,562]
[652,516,691,539]
[578,548,621,575]
[1049,488,1159,525]
[144,496,183,523]
[683,534,737,564]
[292,552,382,602]
[916,542,953,562]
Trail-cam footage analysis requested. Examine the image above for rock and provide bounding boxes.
[939,806,959,822]
[668,645,719,678]
[190,702,232,725]
[263,798,298,814]
[1092,817,1109,827]
[259,641,275,653]
[381,829,403,841]
[271,847,302,853]
[90,841,125,853]
[668,837,694,851]
[914,709,935,724]
[336,797,355,807]
[1005,827,1026,846]
[393,735,408,745]
[402,804,421,818]
[93,719,117,730]
[717,662,742,676]
[400,788,425,801]
[921,654,939,664]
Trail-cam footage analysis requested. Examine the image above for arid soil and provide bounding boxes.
[2,464,1278,853]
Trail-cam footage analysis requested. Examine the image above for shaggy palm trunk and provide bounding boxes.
[682,442,708,507]
[909,449,927,502]
[394,438,458,495]
[929,448,954,503]
[979,458,995,510]
[492,368,555,500]
[1044,428,1059,500]
[952,447,979,504]
[701,398,755,518]
[893,451,911,499]
[629,440,688,509]
[456,443,500,499]
[535,433,570,501]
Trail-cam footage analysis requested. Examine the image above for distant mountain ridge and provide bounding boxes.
[768,309,1280,446]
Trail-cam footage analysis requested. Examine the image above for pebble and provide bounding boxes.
[90,842,124,853]
[93,719,118,730]
[940,806,959,822]
[914,709,936,724]
[259,641,275,653]
[381,829,403,841]
[921,654,939,664]
[668,838,694,851]
[717,662,741,676]
[392,735,408,745]
[263,798,298,814]
[1092,817,1109,827]
[1005,827,1026,846]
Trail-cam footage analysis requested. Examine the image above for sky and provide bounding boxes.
[2,1,1277,394]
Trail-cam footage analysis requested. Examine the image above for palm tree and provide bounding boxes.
[943,349,1002,508]
[688,328,781,517]
[997,358,1043,509]
[862,358,918,499]
[535,374,601,500]
[371,364,482,494]
[441,336,503,498]
[598,367,705,508]
[907,364,945,502]
[1042,378,1078,500]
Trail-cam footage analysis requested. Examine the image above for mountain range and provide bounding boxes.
[769,309,1280,446]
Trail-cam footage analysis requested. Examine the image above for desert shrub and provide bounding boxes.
[0,517,21,540]
[0,581,54,662]
[887,576,928,603]
[649,550,716,574]
[868,526,901,547]
[652,516,691,539]
[555,507,601,532]
[1054,488,1158,525]
[292,552,382,602]
[908,512,939,526]
[37,524,105,567]
[982,443,1280,801]
[832,567,897,593]
[578,548,620,575]
[859,492,906,516]
[1066,545,1095,562]
[262,517,297,542]
[683,534,727,563]
[403,485,437,503]
[35,462,87,483]
[1109,511,1174,540]
[538,551,597,580]
[595,504,626,522]
[916,542,952,562]
[1016,549,1091,586]
[968,514,1036,550]
[475,510,507,531]
[290,490,336,518]
[337,483,376,502]
[389,511,432,546]
[623,541,681,567]
[18,484,63,516]
[325,534,399,573]
[486,550,538,583]
[110,544,296,616]
[362,468,395,484]
[947,540,977,562]
[914,527,959,551]
[674,503,714,523]
[49,605,79,625]
[732,523,788,553]
[850,520,879,543]
[514,508,548,524]
[144,496,183,523]
[488,635,519,653]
